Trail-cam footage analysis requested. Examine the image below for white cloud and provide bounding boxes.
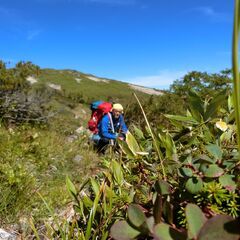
[27,29,42,40]
[195,7,216,16]
[125,69,187,90]
[187,6,231,23]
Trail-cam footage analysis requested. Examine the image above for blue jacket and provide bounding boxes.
[98,113,128,140]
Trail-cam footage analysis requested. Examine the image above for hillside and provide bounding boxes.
[0,62,167,235]
[0,61,239,239]
[29,68,163,105]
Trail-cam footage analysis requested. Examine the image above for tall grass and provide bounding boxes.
[232,0,240,160]
[133,93,166,180]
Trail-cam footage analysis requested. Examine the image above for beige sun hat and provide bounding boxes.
[112,103,124,112]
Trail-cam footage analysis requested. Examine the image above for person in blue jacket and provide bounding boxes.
[97,103,128,153]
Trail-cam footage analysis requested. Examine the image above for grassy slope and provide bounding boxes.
[38,69,150,105]
[0,68,159,230]
[0,124,99,221]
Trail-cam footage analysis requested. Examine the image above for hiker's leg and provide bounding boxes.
[97,138,110,154]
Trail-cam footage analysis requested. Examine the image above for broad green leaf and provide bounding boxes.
[219,174,236,191]
[158,132,175,158]
[186,109,192,117]
[167,118,185,129]
[90,178,100,196]
[185,177,203,194]
[133,125,145,140]
[193,154,216,164]
[85,182,103,240]
[182,155,193,165]
[118,139,135,158]
[205,144,222,160]
[126,132,141,155]
[179,167,193,177]
[199,163,208,173]
[165,132,177,157]
[155,180,171,195]
[146,216,155,233]
[153,223,187,240]
[227,110,235,123]
[188,90,204,122]
[66,176,77,197]
[127,204,146,228]
[220,129,233,143]
[185,204,207,239]
[198,215,240,240]
[110,221,140,240]
[202,124,215,142]
[163,201,174,225]
[204,89,227,120]
[153,194,162,224]
[203,164,224,178]
[111,160,124,186]
[164,114,199,125]
[82,195,94,209]
[186,135,199,146]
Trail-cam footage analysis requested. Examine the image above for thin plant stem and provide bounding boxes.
[29,217,41,240]
[133,93,167,180]
[232,0,240,160]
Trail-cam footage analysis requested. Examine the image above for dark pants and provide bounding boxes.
[96,138,112,154]
[95,133,126,154]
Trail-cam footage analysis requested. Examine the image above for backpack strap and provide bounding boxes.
[107,112,115,133]
[107,112,115,146]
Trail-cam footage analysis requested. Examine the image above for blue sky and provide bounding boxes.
[0,0,234,89]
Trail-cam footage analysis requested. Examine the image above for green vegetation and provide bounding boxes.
[0,60,239,238]
[37,68,150,105]
[56,89,239,239]
[0,124,99,226]
[0,2,240,238]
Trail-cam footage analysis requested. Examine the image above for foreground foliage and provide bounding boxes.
[33,90,240,240]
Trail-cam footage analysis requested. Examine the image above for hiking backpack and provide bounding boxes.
[88,101,112,134]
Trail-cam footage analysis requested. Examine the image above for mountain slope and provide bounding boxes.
[28,68,163,105]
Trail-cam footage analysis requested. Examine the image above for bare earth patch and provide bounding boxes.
[48,83,62,91]
[87,76,109,83]
[129,84,163,95]
[75,78,82,83]
[26,76,38,84]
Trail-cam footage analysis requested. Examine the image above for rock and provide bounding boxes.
[58,204,76,222]
[66,135,78,143]
[0,229,16,240]
[75,126,85,134]
[19,217,29,235]
[26,76,38,84]
[74,114,80,119]
[73,155,83,164]
[75,78,82,83]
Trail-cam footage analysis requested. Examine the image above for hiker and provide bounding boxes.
[96,103,128,153]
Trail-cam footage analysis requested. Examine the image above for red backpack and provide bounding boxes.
[88,101,112,134]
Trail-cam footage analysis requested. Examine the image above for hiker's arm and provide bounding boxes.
[101,116,117,139]
[120,116,128,133]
